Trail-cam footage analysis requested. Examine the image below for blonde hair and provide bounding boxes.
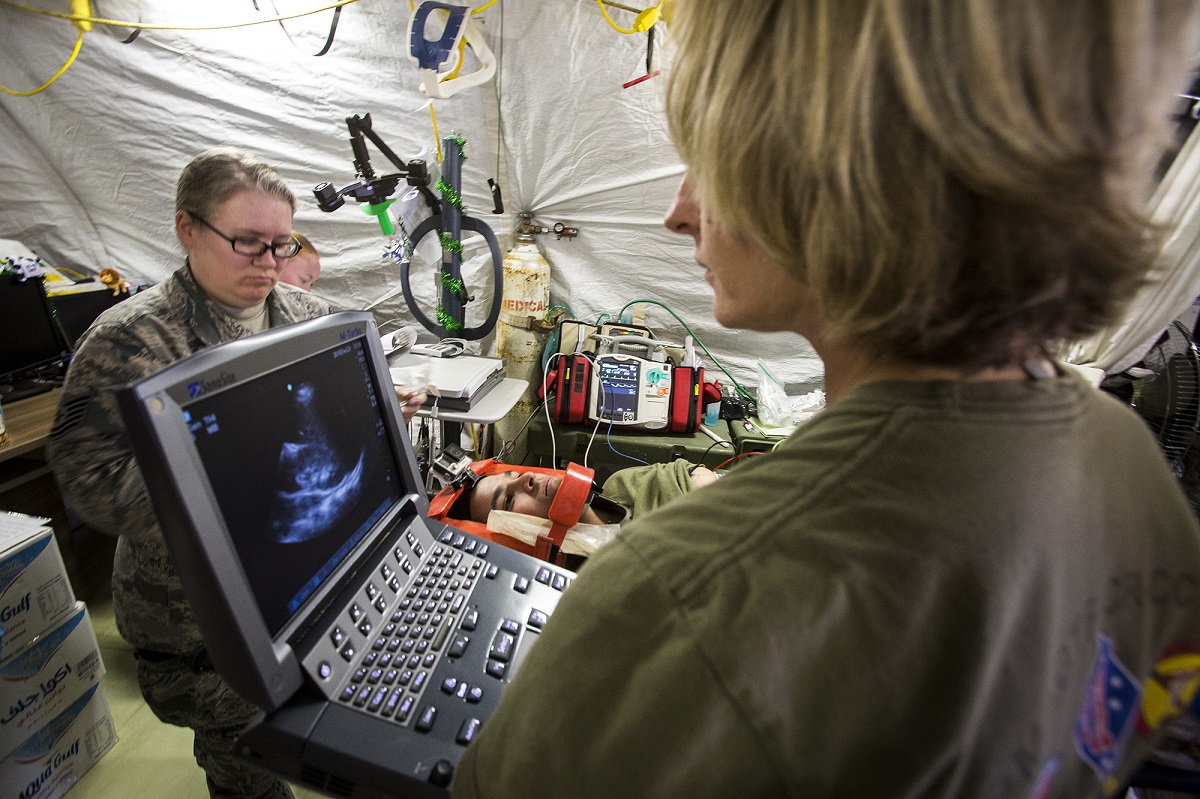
[292,230,319,257]
[667,0,1200,367]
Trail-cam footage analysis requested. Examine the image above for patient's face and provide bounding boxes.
[470,471,562,523]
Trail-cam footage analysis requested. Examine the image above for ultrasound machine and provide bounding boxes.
[118,311,575,798]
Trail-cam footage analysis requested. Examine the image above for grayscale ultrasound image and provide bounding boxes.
[272,383,366,543]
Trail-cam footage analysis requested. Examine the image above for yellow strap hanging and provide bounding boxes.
[1,30,84,96]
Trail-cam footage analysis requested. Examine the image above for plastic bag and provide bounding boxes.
[790,389,826,423]
[390,361,436,398]
[756,361,791,427]
[484,510,620,557]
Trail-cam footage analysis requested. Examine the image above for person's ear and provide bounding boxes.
[175,210,195,248]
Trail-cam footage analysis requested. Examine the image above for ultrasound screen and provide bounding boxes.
[184,337,402,637]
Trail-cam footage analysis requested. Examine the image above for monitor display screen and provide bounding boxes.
[0,276,69,382]
[52,288,127,348]
[597,359,639,420]
[183,336,403,636]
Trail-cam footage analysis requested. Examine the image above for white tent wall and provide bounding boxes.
[0,1,822,396]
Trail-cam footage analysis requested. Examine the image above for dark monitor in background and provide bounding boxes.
[51,287,128,348]
[0,275,71,400]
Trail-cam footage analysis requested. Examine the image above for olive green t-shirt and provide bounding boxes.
[453,374,1200,798]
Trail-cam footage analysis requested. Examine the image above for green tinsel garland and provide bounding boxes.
[437,307,463,332]
[434,133,471,333]
[435,179,467,215]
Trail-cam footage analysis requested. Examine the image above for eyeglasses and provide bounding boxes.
[189,213,302,259]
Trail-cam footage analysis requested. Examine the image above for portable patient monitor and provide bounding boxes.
[587,353,672,430]
[117,311,574,797]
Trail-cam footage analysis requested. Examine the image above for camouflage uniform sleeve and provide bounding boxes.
[47,322,177,540]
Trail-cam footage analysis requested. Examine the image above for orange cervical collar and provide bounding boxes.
[428,459,596,564]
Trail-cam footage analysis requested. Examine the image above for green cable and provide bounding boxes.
[617,298,755,401]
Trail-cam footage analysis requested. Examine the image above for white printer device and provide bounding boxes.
[389,351,506,412]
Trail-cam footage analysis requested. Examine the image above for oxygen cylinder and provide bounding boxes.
[493,226,551,463]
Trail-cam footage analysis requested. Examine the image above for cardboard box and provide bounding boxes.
[0,604,104,762]
[0,682,116,799]
[0,518,76,659]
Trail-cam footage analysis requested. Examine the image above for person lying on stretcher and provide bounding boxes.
[427,450,718,564]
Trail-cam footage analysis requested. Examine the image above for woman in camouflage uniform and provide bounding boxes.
[48,148,333,799]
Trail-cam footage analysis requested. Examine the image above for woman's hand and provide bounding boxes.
[394,387,428,424]
[687,466,720,488]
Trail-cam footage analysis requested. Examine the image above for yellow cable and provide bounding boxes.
[595,0,662,34]
[0,0,358,32]
[1,30,83,96]
[443,37,466,81]
[472,0,498,13]
[430,103,443,162]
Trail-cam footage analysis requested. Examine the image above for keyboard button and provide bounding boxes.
[485,564,499,580]
[485,660,507,679]
[330,627,345,648]
[535,567,552,585]
[349,604,363,623]
[339,685,356,702]
[382,688,404,718]
[527,609,548,630]
[441,677,458,694]
[489,632,515,663]
[415,705,437,732]
[467,685,483,703]
[431,619,452,651]
[513,576,530,594]
[500,618,520,635]
[449,636,470,658]
[461,608,478,631]
[476,544,489,558]
[369,686,387,713]
[456,717,481,745]
[340,643,357,662]
[397,696,415,722]
[412,671,428,692]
